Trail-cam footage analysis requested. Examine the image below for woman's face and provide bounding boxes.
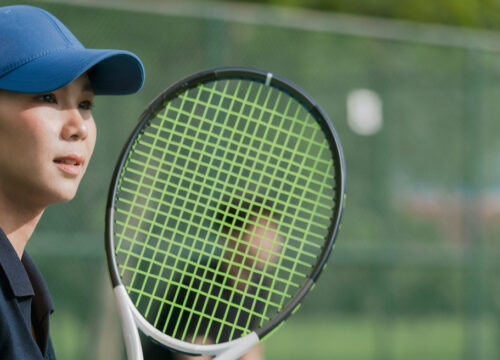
[0,74,96,209]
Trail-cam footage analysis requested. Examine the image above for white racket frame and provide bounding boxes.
[114,285,260,360]
[107,66,346,360]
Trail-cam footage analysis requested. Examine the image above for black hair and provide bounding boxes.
[216,193,277,234]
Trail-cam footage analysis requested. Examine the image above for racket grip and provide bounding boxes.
[213,333,259,360]
[114,285,144,360]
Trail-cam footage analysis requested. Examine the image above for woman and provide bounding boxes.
[0,5,144,359]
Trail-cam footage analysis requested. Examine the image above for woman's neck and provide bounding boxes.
[0,191,44,259]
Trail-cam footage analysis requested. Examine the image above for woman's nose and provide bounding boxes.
[60,109,88,141]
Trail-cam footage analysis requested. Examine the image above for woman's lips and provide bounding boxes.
[53,155,84,176]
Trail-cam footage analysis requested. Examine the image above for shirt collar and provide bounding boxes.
[0,228,34,298]
[22,252,54,318]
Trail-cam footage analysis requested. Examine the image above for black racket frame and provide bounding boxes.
[105,67,346,340]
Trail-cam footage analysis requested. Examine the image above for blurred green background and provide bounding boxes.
[3,0,500,358]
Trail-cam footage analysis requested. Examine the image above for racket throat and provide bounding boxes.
[213,332,259,360]
[115,285,144,360]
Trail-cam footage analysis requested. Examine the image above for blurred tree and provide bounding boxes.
[221,0,500,31]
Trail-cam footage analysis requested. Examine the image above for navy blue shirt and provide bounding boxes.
[0,228,56,359]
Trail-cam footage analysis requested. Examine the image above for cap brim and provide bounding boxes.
[0,48,145,95]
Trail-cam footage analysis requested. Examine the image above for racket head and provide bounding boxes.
[106,67,345,354]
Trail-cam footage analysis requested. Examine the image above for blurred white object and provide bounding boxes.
[347,89,383,135]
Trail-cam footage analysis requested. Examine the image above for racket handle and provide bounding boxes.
[213,333,259,360]
[114,285,144,360]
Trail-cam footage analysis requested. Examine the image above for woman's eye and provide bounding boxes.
[79,100,93,110]
[36,94,57,104]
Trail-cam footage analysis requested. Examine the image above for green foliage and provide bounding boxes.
[222,0,500,30]
[265,315,474,360]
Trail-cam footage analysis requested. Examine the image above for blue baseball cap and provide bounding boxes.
[0,5,145,95]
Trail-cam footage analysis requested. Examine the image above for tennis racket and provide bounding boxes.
[105,67,346,359]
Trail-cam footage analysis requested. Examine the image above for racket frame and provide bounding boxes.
[105,67,346,358]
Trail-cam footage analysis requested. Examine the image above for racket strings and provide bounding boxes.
[113,77,338,344]
[122,93,335,223]
[115,106,178,308]
[163,80,256,342]
[119,134,324,336]
[186,81,281,343]
[156,82,231,328]
[123,80,270,342]
[201,81,288,342]
[115,209,305,296]
[159,79,333,189]
[166,82,312,341]
[147,83,234,338]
